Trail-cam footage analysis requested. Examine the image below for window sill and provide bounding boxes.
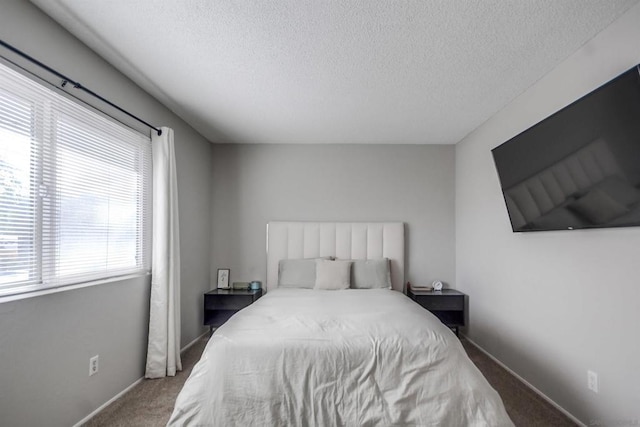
[0,272,151,304]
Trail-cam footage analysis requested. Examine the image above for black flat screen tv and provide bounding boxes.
[492,65,640,232]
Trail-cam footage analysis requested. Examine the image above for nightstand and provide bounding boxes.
[407,285,466,336]
[204,288,262,332]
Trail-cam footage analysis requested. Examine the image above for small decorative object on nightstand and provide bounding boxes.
[204,288,262,333]
[216,268,230,289]
[407,283,466,336]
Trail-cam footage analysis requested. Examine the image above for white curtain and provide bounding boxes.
[145,127,182,378]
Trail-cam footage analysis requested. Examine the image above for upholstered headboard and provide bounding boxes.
[266,222,405,292]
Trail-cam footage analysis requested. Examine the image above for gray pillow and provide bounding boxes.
[278,259,316,288]
[351,258,392,289]
[569,188,629,224]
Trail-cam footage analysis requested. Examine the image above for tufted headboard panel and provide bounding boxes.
[266,222,405,292]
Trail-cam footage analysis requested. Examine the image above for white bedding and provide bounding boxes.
[168,289,513,426]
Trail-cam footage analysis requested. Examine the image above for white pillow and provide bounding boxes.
[314,260,352,290]
[351,258,392,289]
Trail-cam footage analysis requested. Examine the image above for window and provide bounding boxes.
[0,62,151,297]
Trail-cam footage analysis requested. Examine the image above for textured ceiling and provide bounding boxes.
[30,0,639,144]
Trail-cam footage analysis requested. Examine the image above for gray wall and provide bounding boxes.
[210,143,455,289]
[455,3,640,425]
[0,1,212,426]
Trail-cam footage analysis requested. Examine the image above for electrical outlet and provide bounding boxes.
[89,355,99,376]
[587,370,598,393]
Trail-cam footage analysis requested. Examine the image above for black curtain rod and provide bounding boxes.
[0,39,162,136]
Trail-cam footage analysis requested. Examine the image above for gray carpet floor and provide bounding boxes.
[84,335,577,426]
[460,339,576,426]
[84,336,208,427]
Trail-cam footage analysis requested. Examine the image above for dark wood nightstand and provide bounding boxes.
[407,285,466,336]
[204,288,262,332]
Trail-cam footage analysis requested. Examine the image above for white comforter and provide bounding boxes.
[168,289,513,426]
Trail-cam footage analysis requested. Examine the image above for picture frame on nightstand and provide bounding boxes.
[216,268,230,289]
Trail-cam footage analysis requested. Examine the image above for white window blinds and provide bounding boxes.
[0,62,151,297]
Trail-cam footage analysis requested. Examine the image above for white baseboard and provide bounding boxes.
[462,334,586,427]
[73,331,209,427]
[181,330,209,353]
[72,376,144,427]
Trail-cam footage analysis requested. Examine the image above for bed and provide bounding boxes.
[168,222,513,426]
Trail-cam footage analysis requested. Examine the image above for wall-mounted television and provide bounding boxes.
[492,65,640,232]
